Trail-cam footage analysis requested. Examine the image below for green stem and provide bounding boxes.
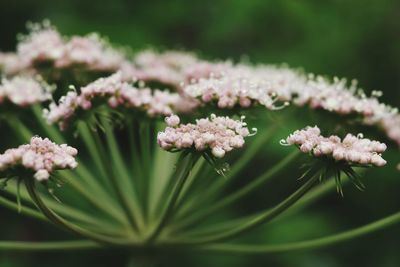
[175,176,334,239]
[127,256,157,267]
[127,119,145,204]
[172,150,300,231]
[61,170,127,224]
[33,105,118,209]
[5,181,119,234]
[24,178,136,246]
[147,152,200,243]
[277,169,364,222]
[101,117,142,232]
[175,157,207,208]
[148,146,179,222]
[227,126,278,179]
[171,171,320,244]
[173,131,278,220]
[199,210,400,253]
[139,120,152,222]
[0,240,102,251]
[32,104,64,144]
[6,116,32,141]
[0,196,45,221]
[8,114,126,226]
[4,209,398,252]
[76,122,110,185]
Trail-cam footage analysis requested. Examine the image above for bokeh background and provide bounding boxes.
[0,0,399,266]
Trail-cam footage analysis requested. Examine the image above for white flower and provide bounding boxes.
[0,136,78,181]
[284,126,387,167]
[158,114,255,158]
[34,169,50,181]
[44,72,196,129]
[0,76,51,106]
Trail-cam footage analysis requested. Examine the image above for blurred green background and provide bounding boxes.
[0,0,399,266]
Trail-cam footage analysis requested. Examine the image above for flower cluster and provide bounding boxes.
[129,50,197,87]
[0,76,52,107]
[123,50,232,91]
[44,72,196,129]
[158,114,255,158]
[0,52,30,75]
[181,63,400,146]
[283,126,387,167]
[2,23,398,150]
[184,66,289,109]
[0,136,78,181]
[2,22,126,74]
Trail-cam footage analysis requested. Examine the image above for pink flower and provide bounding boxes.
[44,72,197,129]
[0,76,52,106]
[55,34,125,71]
[14,22,126,72]
[0,52,29,75]
[17,23,64,66]
[283,126,387,167]
[184,65,290,110]
[0,136,78,181]
[158,114,255,158]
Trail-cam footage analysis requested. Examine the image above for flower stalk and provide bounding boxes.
[146,152,200,243]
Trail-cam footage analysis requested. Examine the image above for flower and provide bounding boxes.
[0,76,52,107]
[43,72,196,129]
[165,114,180,127]
[54,34,125,71]
[282,126,387,167]
[0,52,29,75]
[14,21,126,73]
[184,66,290,110]
[182,62,400,146]
[0,136,78,181]
[158,114,255,158]
[128,50,232,92]
[17,23,64,66]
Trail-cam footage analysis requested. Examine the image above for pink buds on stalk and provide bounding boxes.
[0,137,78,181]
[158,114,256,158]
[282,126,387,167]
[43,72,196,130]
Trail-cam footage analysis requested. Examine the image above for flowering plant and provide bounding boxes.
[0,22,399,265]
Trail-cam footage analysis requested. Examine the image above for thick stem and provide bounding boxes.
[126,255,157,267]
[199,210,400,253]
[0,240,102,251]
